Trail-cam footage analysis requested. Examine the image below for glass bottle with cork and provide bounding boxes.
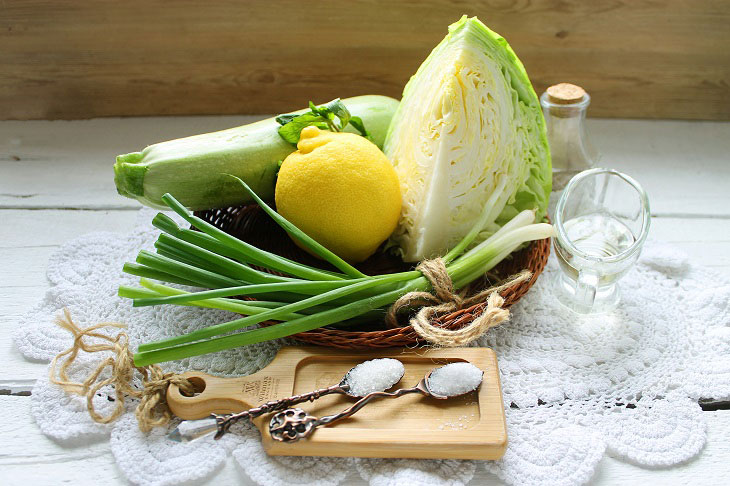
[540,83,600,192]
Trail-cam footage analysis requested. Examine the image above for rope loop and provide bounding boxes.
[386,258,531,346]
[49,309,193,432]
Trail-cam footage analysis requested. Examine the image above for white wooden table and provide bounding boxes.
[2,117,729,485]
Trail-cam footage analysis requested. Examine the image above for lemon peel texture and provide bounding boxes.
[275,126,402,263]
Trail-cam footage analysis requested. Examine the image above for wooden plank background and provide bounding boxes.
[1,0,728,121]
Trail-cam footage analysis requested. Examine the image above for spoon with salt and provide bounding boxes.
[269,361,484,442]
[169,358,405,442]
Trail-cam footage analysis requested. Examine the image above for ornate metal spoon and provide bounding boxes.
[269,361,484,442]
[168,358,405,442]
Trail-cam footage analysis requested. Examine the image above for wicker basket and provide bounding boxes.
[195,205,551,349]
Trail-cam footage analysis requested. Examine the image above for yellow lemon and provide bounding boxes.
[275,126,402,263]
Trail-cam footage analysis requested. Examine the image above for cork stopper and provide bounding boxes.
[546,83,586,105]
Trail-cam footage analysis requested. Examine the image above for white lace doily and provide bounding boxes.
[14,208,730,486]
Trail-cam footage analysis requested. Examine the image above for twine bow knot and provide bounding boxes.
[49,308,193,432]
[386,258,531,346]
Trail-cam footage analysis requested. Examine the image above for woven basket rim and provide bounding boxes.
[195,205,551,348]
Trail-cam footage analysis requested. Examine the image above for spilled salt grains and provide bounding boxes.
[344,358,405,397]
[438,413,476,430]
[426,362,483,397]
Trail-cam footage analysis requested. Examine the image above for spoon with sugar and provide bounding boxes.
[169,358,405,442]
[269,361,484,442]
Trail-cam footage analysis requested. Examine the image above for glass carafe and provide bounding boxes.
[553,168,651,314]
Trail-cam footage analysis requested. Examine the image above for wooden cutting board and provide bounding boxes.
[167,346,507,460]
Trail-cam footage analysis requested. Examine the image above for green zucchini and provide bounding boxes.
[114,95,400,210]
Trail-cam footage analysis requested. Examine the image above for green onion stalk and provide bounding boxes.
[122,177,553,366]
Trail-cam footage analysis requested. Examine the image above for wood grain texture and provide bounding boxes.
[1,1,728,120]
[3,117,729,215]
[168,346,507,460]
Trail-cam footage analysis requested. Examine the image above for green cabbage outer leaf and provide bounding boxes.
[384,16,551,261]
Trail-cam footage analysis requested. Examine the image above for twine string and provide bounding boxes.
[386,258,532,346]
[48,261,530,428]
[49,308,194,433]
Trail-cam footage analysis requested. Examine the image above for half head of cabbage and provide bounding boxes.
[385,16,551,262]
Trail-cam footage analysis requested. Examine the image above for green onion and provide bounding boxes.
[118,285,303,319]
[132,279,361,307]
[136,272,410,352]
[155,232,294,284]
[121,191,553,366]
[151,213,347,280]
[131,278,387,326]
[136,250,242,288]
[133,280,425,366]
[160,193,345,282]
[122,262,200,287]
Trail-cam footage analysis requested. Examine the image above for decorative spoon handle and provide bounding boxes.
[213,383,347,439]
[315,387,421,427]
[270,381,428,442]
